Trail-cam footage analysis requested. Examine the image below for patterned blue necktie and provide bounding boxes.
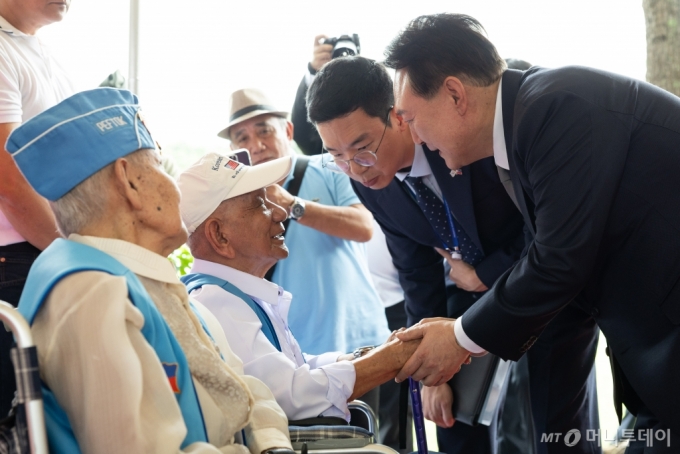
[405,176,484,266]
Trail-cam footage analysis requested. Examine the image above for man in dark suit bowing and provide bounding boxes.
[387,13,680,454]
[306,56,599,454]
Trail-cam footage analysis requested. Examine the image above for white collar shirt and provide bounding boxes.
[188,259,356,421]
[72,234,180,284]
[493,78,510,170]
[396,144,444,200]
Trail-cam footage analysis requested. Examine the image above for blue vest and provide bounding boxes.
[181,273,282,352]
[18,239,209,453]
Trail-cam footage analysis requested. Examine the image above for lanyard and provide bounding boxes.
[405,178,462,259]
[442,199,462,260]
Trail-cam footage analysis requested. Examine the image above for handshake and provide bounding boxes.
[348,317,478,403]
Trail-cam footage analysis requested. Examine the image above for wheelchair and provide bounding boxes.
[288,399,397,454]
[0,300,48,454]
[1,299,399,454]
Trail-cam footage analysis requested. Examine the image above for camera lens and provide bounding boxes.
[331,40,358,59]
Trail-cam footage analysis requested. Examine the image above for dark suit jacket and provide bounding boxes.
[463,67,680,429]
[352,150,525,325]
[292,74,323,156]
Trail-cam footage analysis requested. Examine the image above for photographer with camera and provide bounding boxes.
[291,34,359,156]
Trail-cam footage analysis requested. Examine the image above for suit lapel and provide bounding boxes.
[424,149,483,251]
[502,70,536,236]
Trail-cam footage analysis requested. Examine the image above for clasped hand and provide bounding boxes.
[393,317,473,386]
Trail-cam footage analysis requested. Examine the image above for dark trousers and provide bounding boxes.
[0,242,40,417]
[625,405,673,454]
[527,304,600,454]
[379,301,414,453]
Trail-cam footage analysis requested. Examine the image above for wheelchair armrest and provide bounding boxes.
[348,400,377,434]
[288,416,349,427]
[287,400,377,432]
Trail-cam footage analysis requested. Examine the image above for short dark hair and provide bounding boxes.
[306,56,394,126]
[384,14,506,98]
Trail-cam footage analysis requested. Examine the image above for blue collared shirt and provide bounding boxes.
[273,154,390,354]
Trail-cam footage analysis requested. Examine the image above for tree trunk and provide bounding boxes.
[643,0,680,96]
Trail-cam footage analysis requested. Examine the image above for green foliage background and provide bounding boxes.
[168,244,194,277]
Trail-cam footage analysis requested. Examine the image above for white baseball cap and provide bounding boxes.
[178,151,292,233]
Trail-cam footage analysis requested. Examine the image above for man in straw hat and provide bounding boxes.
[218,88,390,378]
[177,151,421,423]
[6,87,292,454]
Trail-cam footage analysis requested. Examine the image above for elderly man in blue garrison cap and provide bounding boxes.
[5,88,293,454]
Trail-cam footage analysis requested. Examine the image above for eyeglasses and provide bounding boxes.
[321,108,392,173]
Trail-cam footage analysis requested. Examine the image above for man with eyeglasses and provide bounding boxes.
[217,89,391,415]
[305,56,604,454]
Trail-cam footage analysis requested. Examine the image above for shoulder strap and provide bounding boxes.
[181,273,282,352]
[286,155,310,198]
[265,156,310,282]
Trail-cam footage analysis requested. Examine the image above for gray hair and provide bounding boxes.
[50,149,153,236]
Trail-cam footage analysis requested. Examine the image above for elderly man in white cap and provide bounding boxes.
[177,151,420,423]
[218,91,390,404]
[6,88,292,454]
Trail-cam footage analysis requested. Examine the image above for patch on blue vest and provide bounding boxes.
[163,363,181,394]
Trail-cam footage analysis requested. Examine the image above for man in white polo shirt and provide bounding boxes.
[0,0,75,416]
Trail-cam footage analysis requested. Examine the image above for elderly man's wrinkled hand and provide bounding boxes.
[394,318,471,386]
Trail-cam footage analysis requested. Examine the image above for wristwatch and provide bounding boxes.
[353,345,376,359]
[289,197,306,220]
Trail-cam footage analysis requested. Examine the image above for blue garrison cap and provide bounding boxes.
[5,88,156,201]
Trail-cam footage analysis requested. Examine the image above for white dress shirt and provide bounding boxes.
[188,259,356,421]
[32,235,291,454]
[395,144,445,199]
[454,79,508,355]
[366,219,405,308]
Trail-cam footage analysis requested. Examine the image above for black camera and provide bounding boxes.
[322,34,361,59]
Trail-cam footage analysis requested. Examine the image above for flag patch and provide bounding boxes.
[225,159,239,170]
[162,362,180,394]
